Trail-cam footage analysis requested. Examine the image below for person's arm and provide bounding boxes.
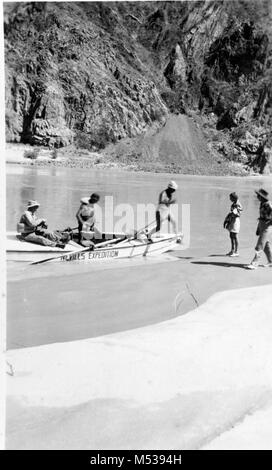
[231,203,242,217]
[76,206,84,225]
[84,209,96,228]
[223,212,232,228]
[236,203,243,216]
[159,191,176,206]
[158,191,166,205]
[168,198,177,205]
[264,202,272,225]
[23,211,44,229]
[267,203,272,219]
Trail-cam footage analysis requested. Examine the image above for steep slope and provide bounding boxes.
[4,1,272,174]
[103,114,230,175]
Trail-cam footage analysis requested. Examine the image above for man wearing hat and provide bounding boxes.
[246,188,272,269]
[19,200,64,247]
[147,181,178,241]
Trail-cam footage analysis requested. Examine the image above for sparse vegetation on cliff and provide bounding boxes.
[4,1,272,175]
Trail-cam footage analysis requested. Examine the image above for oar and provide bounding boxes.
[63,226,78,232]
[30,235,126,265]
[112,220,157,247]
[130,220,156,239]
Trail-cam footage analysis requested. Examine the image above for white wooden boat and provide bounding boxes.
[6,231,83,262]
[6,230,126,262]
[47,233,183,264]
[6,231,183,264]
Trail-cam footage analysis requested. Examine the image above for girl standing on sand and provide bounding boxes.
[223,192,243,257]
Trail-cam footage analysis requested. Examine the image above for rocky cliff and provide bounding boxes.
[4,1,272,174]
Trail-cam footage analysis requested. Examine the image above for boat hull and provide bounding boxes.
[6,232,183,263]
[6,232,82,262]
[47,234,181,264]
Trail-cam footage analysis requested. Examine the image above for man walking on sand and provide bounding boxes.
[246,188,272,269]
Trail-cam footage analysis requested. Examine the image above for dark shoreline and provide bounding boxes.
[6,141,267,177]
[6,154,251,177]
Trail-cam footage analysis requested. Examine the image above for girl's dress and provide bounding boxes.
[225,201,243,233]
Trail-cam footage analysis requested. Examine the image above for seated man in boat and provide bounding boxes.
[147,181,178,241]
[18,200,66,248]
[76,193,102,245]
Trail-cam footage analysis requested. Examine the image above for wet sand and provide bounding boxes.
[6,284,272,450]
[7,245,272,350]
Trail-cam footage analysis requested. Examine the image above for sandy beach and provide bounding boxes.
[5,284,272,450]
[6,245,272,350]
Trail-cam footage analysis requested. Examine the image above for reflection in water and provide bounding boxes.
[6,164,272,252]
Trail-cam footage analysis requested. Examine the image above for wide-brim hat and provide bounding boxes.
[168,180,178,190]
[255,188,269,201]
[80,197,90,204]
[27,200,40,209]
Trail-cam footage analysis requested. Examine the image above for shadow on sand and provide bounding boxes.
[209,254,232,258]
[192,261,246,269]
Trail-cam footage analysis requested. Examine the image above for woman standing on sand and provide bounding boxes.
[223,192,243,257]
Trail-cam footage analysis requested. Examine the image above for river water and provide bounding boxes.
[6,164,272,349]
[6,164,272,250]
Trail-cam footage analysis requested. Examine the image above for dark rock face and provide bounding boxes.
[4,1,272,173]
[4,1,168,148]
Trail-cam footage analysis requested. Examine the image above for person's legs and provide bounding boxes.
[23,233,57,247]
[77,223,83,244]
[43,230,60,242]
[93,226,102,240]
[264,241,272,264]
[227,232,235,255]
[232,233,239,255]
[168,214,177,234]
[247,250,262,269]
[147,211,161,238]
[36,228,60,242]
[263,227,272,264]
[247,231,267,268]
